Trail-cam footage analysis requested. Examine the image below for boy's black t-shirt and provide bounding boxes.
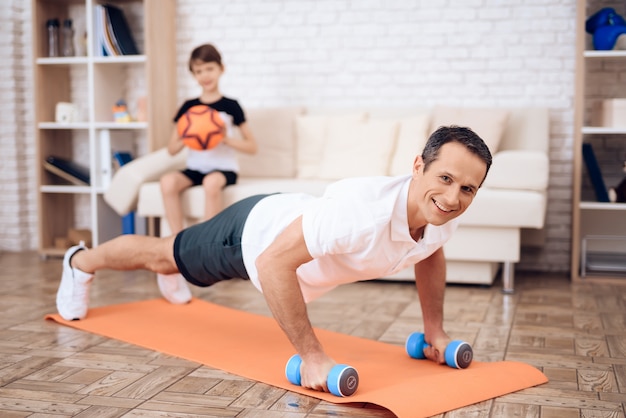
[173,97,246,126]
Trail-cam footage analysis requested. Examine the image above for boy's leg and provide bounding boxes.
[202,171,227,221]
[160,171,193,235]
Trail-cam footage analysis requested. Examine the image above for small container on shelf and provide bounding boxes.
[46,18,60,57]
[61,19,75,57]
[591,99,626,128]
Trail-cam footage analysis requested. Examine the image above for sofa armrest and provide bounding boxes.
[482,150,549,191]
[104,147,187,215]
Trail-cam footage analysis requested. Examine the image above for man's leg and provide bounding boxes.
[57,234,180,321]
[72,234,177,274]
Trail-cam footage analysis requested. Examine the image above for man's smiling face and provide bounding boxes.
[407,141,487,228]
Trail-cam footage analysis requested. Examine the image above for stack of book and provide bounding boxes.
[94,4,139,56]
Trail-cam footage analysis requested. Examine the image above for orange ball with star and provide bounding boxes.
[176,105,226,150]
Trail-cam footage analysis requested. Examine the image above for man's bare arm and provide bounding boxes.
[414,247,451,364]
[256,216,335,391]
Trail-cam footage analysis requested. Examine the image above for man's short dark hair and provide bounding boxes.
[422,126,493,187]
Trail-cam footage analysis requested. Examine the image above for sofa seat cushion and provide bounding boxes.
[137,178,332,219]
[222,178,331,210]
[458,188,546,228]
[445,226,521,262]
[137,180,546,229]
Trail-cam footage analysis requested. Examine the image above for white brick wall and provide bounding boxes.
[174,0,578,273]
[1,0,582,274]
[0,1,36,251]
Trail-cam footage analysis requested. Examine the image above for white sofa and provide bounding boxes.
[104,105,550,293]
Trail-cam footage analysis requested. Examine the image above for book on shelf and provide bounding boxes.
[93,4,139,56]
[44,156,90,186]
[113,151,133,168]
[582,143,610,202]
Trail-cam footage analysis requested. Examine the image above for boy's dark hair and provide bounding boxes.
[188,44,222,71]
[422,126,493,187]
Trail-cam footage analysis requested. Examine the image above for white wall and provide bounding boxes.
[0,1,36,252]
[0,0,578,274]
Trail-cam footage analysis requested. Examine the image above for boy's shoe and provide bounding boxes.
[56,243,93,320]
[157,273,192,304]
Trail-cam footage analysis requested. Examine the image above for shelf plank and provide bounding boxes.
[40,185,93,194]
[580,201,626,210]
[36,56,146,65]
[40,185,108,194]
[38,122,148,130]
[93,55,146,64]
[578,274,626,283]
[582,126,626,134]
[584,50,626,58]
[39,122,91,130]
[36,57,89,65]
[93,122,148,130]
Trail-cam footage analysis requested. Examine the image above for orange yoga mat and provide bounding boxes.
[46,298,547,418]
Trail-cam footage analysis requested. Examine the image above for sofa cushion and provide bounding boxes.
[317,117,399,179]
[483,150,549,191]
[499,107,549,153]
[429,106,509,153]
[295,113,366,179]
[237,107,305,178]
[104,147,186,215]
[387,114,431,177]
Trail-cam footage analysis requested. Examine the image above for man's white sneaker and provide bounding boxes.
[56,243,93,320]
[157,273,192,304]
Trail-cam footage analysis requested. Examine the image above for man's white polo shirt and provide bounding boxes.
[241,175,459,303]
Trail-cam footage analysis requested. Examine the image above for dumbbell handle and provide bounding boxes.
[285,354,359,397]
[405,332,473,369]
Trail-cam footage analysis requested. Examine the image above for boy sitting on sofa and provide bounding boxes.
[160,43,257,234]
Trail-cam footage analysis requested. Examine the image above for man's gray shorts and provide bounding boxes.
[173,194,270,287]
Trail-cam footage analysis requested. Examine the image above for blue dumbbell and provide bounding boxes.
[405,332,473,369]
[285,354,359,397]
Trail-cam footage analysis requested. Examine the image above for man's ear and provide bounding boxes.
[412,155,424,177]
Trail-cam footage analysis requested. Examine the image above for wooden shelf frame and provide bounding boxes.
[32,0,177,256]
[571,0,626,284]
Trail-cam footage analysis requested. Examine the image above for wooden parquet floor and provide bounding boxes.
[1,250,625,417]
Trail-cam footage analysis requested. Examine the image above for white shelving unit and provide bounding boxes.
[32,0,176,257]
[572,0,626,282]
